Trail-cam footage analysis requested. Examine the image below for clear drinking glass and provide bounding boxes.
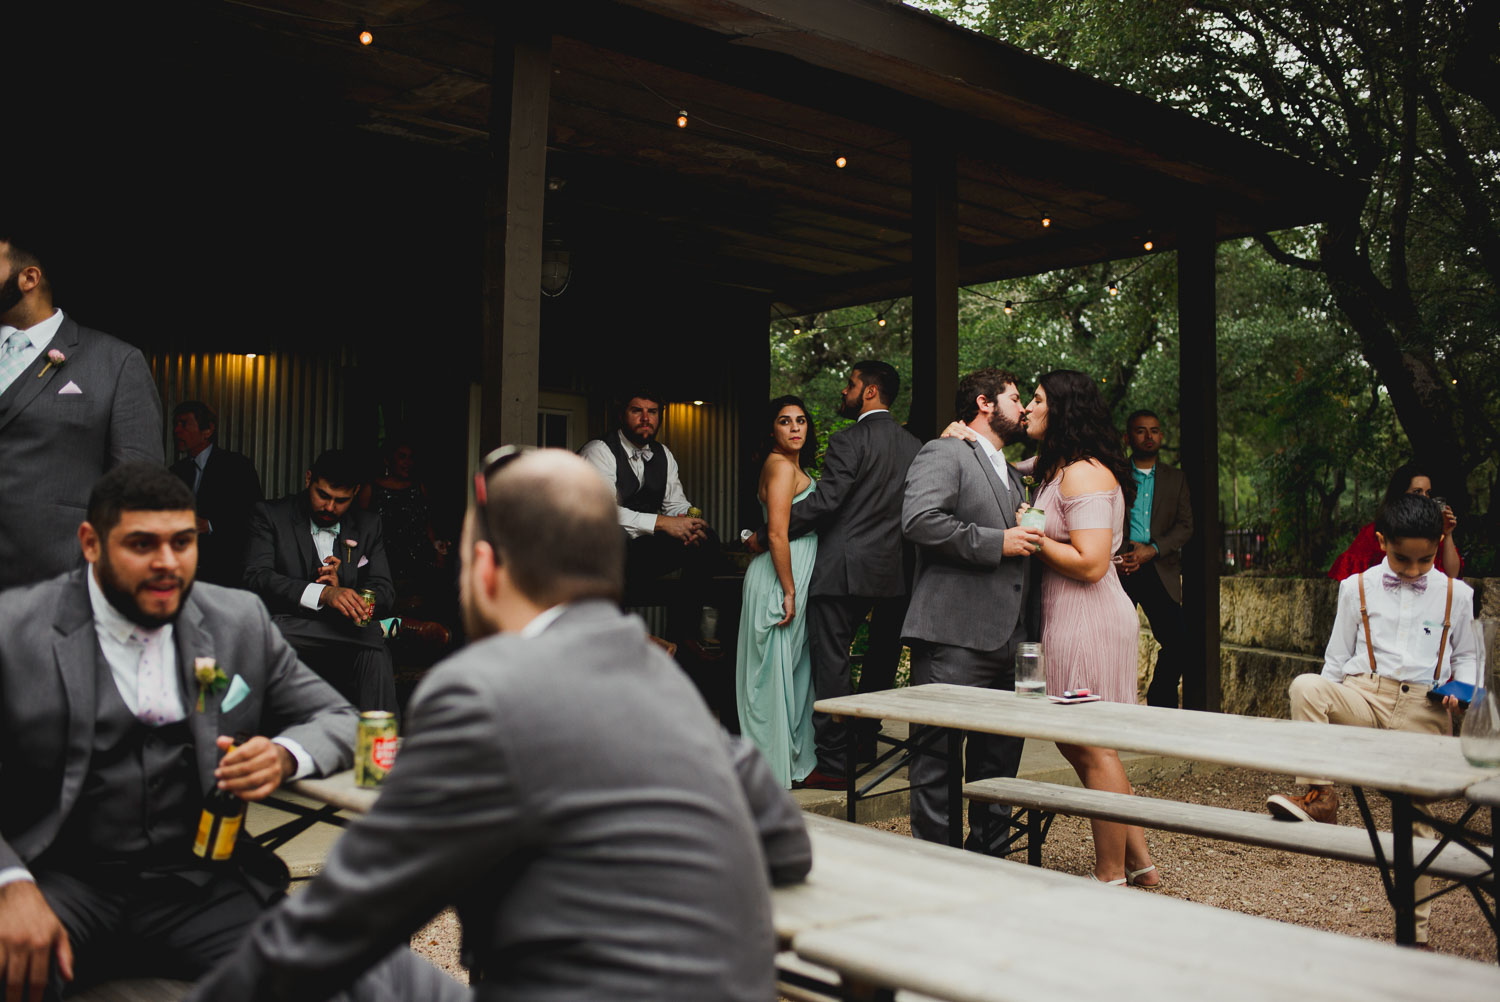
[1015,642,1046,697]
[1459,619,1500,767]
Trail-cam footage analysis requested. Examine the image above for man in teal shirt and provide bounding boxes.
[1116,410,1194,707]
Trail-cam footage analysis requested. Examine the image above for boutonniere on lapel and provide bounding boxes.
[37,348,66,379]
[1021,476,1037,505]
[343,538,358,573]
[194,657,229,712]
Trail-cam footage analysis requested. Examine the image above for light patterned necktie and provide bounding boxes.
[0,330,33,392]
[132,628,182,726]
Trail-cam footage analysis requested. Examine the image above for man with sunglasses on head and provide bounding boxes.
[191,447,812,1002]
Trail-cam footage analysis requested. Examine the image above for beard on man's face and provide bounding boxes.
[0,270,23,317]
[96,546,193,629]
[989,408,1024,445]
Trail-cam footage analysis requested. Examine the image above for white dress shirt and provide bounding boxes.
[1322,559,1477,686]
[579,431,693,539]
[0,570,315,889]
[299,520,343,610]
[972,432,1011,503]
[0,307,63,397]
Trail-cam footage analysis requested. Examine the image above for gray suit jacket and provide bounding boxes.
[188,600,812,1002]
[0,316,163,590]
[781,411,922,598]
[0,571,356,874]
[243,493,395,648]
[901,438,1037,651]
[1119,460,1193,604]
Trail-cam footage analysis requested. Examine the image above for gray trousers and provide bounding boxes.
[272,616,400,724]
[808,594,908,774]
[907,626,1027,852]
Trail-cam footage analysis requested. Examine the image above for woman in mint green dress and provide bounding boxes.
[736,396,819,788]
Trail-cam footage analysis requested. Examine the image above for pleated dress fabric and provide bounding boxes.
[1034,478,1140,705]
[735,481,819,788]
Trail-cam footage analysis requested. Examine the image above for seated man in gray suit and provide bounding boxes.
[902,368,1044,850]
[0,464,372,997]
[244,449,399,717]
[190,448,813,1002]
[0,233,163,590]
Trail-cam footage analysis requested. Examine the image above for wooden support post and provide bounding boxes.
[1177,212,1221,712]
[910,133,958,442]
[482,12,551,450]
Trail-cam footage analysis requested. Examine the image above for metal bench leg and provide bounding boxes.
[948,729,963,848]
[845,724,858,822]
[1389,793,1418,946]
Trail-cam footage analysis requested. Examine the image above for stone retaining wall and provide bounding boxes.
[1136,576,1500,718]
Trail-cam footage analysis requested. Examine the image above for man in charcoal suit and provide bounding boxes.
[170,400,263,588]
[901,368,1044,850]
[188,448,812,1002]
[1115,409,1194,708]
[243,449,400,717]
[753,359,922,785]
[0,464,440,998]
[0,234,162,590]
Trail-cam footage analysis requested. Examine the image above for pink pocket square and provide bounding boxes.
[57,380,83,395]
[357,556,369,568]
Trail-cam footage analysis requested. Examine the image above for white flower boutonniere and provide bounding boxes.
[194,656,229,712]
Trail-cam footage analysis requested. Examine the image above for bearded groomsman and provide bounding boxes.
[901,368,1044,850]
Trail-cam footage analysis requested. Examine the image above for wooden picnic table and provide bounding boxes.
[816,683,1500,948]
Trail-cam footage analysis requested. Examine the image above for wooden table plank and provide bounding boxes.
[793,894,1500,1002]
[816,684,1500,797]
[1468,775,1500,808]
[287,771,379,814]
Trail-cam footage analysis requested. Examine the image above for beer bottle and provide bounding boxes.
[192,732,249,862]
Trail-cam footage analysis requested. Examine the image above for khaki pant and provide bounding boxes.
[1288,673,1451,942]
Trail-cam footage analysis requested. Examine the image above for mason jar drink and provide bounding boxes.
[356,711,398,788]
[1019,507,1047,532]
[1014,642,1046,697]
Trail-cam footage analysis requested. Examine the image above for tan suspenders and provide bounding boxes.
[1356,570,1453,681]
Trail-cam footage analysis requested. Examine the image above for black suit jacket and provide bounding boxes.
[243,493,395,649]
[778,411,922,598]
[172,446,263,587]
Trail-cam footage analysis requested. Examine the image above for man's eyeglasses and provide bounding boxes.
[471,445,534,546]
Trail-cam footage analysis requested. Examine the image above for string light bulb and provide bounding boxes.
[876,313,886,327]
[692,399,705,406]
[358,23,373,46]
[1143,236,1154,251]
[1107,281,1119,296]
[1003,300,1014,315]
[835,155,847,169]
[244,353,257,359]
[792,323,801,335]
[676,109,688,128]
[1041,215,1052,228]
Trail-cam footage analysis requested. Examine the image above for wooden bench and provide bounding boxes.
[70,978,191,1002]
[964,776,1495,885]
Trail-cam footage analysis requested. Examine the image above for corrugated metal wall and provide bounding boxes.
[663,378,740,537]
[148,350,353,499]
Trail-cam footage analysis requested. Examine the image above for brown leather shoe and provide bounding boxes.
[1266,785,1339,823]
[399,618,451,647]
[794,768,848,791]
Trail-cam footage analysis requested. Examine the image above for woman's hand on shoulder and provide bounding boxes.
[1058,458,1114,496]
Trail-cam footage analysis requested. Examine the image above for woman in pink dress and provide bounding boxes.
[1023,370,1158,887]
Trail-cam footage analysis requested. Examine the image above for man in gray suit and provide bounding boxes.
[0,234,163,591]
[244,449,399,717]
[754,360,922,785]
[1116,409,1194,707]
[0,464,364,998]
[189,448,812,1002]
[902,368,1044,849]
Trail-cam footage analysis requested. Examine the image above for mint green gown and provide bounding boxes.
[735,480,818,788]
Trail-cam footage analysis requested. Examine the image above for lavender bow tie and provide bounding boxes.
[1382,573,1427,593]
[632,447,653,463]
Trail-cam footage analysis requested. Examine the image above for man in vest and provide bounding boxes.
[580,391,720,643]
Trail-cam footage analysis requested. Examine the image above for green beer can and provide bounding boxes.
[356,588,377,627]
[356,711,398,788]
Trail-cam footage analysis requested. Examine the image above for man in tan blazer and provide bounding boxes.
[1116,409,1194,707]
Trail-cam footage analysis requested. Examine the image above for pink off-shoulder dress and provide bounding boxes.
[1032,478,1139,704]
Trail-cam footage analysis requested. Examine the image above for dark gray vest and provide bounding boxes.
[47,648,200,868]
[604,433,668,515]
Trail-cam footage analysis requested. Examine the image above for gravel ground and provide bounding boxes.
[410,764,1496,982]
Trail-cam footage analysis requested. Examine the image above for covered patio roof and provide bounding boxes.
[213,0,1351,317]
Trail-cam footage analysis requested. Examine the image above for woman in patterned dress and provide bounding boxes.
[1022,370,1158,887]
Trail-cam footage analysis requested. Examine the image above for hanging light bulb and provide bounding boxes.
[1003,300,1014,315]
[876,313,886,327]
[676,109,688,128]
[792,323,801,335]
[358,23,373,46]
[1143,237,1154,251]
[1107,281,1119,296]
[1041,215,1052,228]
[835,155,847,168]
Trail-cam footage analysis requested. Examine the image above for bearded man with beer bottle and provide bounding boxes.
[0,464,445,1000]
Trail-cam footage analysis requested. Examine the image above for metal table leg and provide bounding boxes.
[948,729,963,848]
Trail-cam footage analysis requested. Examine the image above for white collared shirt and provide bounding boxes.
[855,408,889,422]
[519,603,568,637]
[1322,559,1476,685]
[971,432,1011,502]
[579,431,693,538]
[0,307,64,397]
[299,520,343,610]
